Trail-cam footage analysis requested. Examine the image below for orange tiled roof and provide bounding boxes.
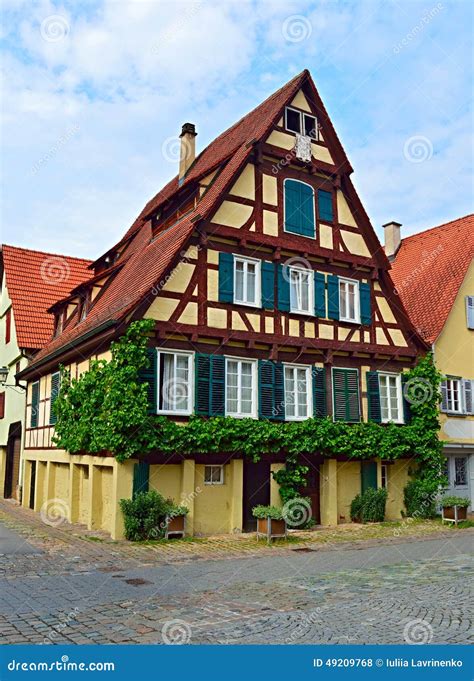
[389,214,474,343]
[1,245,92,350]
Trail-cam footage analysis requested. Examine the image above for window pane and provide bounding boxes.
[235,262,244,301]
[339,282,347,318]
[285,368,296,417]
[290,270,299,310]
[286,108,301,133]
[301,273,309,311]
[160,353,175,410]
[455,457,467,486]
[304,114,317,139]
[246,264,256,303]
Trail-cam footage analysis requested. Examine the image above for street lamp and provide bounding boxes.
[0,365,26,390]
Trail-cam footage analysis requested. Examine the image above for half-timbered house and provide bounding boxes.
[18,70,427,538]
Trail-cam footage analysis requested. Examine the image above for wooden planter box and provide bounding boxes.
[165,514,186,539]
[442,505,467,524]
[256,517,287,541]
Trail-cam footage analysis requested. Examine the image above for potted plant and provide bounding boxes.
[252,505,287,541]
[165,505,189,539]
[441,495,470,523]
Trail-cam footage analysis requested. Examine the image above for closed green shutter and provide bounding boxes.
[317,189,333,222]
[401,373,412,424]
[314,272,326,317]
[312,366,327,417]
[133,462,150,498]
[49,372,61,425]
[138,348,157,414]
[332,368,360,422]
[361,461,377,493]
[218,252,234,303]
[327,275,340,320]
[366,371,381,423]
[284,180,315,237]
[277,264,290,312]
[258,360,285,420]
[31,381,39,428]
[360,282,372,325]
[261,261,275,310]
[195,354,226,417]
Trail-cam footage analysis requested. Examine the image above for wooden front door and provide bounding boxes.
[4,422,21,500]
[242,460,270,532]
[300,460,320,524]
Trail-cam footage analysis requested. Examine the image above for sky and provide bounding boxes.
[1,0,472,259]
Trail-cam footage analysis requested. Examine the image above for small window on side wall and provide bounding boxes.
[466,296,474,329]
[284,107,318,141]
[204,465,224,485]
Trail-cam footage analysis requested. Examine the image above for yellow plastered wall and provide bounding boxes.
[211,201,253,228]
[337,190,357,227]
[270,463,285,507]
[337,461,361,522]
[385,459,413,520]
[194,463,235,535]
[228,164,255,200]
[149,464,182,502]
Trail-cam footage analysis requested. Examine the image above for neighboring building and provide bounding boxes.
[18,70,427,538]
[0,246,91,501]
[388,215,474,509]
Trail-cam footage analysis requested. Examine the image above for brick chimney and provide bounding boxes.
[179,123,197,185]
[383,221,402,260]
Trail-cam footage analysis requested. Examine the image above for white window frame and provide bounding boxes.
[339,277,361,324]
[283,363,312,421]
[379,372,404,424]
[204,465,224,485]
[156,349,194,416]
[284,106,319,141]
[225,357,257,419]
[289,266,314,315]
[466,295,474,329]
[233,256,261,308]
[445,378,463,414]
[283,178,316,240]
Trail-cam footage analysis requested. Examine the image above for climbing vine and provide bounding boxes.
[53,320,445,500]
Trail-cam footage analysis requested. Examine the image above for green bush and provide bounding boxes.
[350,488,388,523]
[120,490,174,541]
[403,478,438,518]
[441,495,470,508]
[252,505,284,520]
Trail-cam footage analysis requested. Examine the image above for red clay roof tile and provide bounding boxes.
[389,214,474,343]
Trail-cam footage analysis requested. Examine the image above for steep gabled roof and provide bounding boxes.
[389,214,474,343]
[22,69,391,374]
[1,245,92,350]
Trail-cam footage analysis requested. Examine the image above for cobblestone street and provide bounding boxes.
[0,501,472,645]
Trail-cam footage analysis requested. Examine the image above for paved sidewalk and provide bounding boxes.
[0,499,472,645]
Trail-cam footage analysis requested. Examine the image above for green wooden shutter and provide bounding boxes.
[312,366,327,417]
[317,189,333,222]
[218,252,234,303]
[361,461,377,493]
[366,371,381,423]
[284,179,315,237]
[258,360,285,420]
[314,272,326,317]
[327,275,340,320]
[332,368,360,422]
[138,348,157,414]
[210,355,226,416]
[49,372,61,425]
[360,282,372,325]
[31,381,39,428]
[277,264,290,312]
[261,261,275,310]
[401,373,412,423]
[195,353,211,416]
[133,462,150,498]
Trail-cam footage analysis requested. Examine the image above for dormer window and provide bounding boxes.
[54,311,64,337]
[285,107,318,141]
[79,292,90,321]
